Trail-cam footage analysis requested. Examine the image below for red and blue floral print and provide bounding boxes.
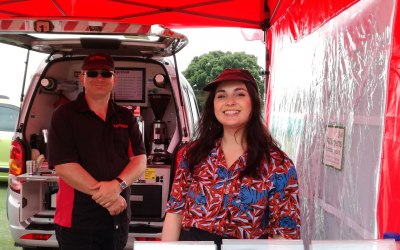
[166,139,301,239]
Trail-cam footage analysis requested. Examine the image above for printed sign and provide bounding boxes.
[323,125,345,170]
[144,168,156,180]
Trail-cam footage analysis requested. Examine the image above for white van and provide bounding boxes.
[2,21,199,249]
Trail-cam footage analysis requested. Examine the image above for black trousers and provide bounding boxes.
[55,224,128,250]
[179,227,236,250]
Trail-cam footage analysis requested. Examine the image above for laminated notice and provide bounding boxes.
[144,168,156,180]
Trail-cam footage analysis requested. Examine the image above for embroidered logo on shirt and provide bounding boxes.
[113,124,128,129]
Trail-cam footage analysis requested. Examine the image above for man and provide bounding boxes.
[48,52,147,250]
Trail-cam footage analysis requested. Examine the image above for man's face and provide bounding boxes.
[80,70,115,99]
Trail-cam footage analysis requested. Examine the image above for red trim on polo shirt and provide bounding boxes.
[54,179,74,228]
[113,123,128,129]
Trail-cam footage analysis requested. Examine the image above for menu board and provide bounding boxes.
[113,68,145,103]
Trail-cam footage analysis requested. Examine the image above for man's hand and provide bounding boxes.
[91,180,120,207]
[107,195,127,216]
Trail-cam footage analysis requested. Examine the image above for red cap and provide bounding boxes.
[82,52,114,71]
[203,68,258,92]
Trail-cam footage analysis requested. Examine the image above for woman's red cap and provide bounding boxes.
[203,68,258,92]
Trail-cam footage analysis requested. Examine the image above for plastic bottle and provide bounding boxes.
[383,232,400,250]
[133,106,145,144]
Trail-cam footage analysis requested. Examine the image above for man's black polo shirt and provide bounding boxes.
[48,92,146,230]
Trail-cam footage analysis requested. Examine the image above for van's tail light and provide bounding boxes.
[9,139,26,193]
[20,233,52,241]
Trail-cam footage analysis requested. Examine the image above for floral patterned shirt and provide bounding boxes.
[166,139,301,239]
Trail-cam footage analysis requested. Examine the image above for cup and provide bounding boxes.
[26,160,37,175]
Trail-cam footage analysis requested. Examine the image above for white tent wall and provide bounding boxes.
[267,0,396,244]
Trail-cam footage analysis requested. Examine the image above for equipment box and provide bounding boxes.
[131,164,171,222]
[17,173,58,226]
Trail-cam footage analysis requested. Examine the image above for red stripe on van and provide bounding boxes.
[114,23,129,33]
[54,179,74,228]
[64,21,78,31]
[137,25,151,34]
[1,20,11,30]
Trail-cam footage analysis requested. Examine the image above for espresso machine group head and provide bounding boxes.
[148,93,171,164]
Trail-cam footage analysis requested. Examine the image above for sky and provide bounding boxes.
[174,28,265,71]
[0,27,266,103]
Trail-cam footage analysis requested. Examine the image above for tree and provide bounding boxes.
[183,51,265,111]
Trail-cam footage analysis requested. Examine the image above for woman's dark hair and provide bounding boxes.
[187,80,283,178]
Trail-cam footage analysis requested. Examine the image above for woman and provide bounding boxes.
[162,69,300,247]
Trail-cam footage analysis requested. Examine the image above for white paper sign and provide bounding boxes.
[323,125,345,170]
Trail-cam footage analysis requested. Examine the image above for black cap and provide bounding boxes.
[82,52,114,71]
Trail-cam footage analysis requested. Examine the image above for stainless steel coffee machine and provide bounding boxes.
[148,94,171,164]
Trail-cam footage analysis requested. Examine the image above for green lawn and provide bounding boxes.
[0,182,21,249]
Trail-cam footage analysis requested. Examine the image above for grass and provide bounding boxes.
[0,182,21,249]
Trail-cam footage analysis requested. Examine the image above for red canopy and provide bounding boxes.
[0,0,266,29]
[0,0,358,31]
